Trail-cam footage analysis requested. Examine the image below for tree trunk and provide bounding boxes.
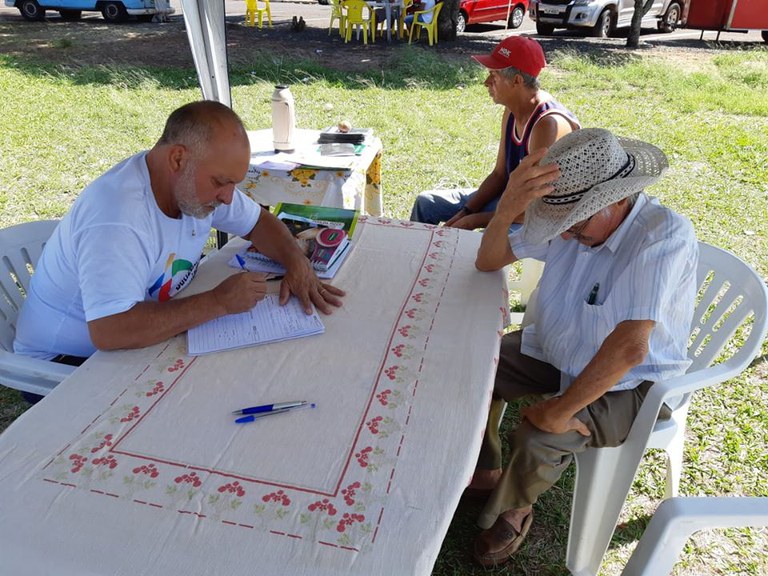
[439,0,459,42]
[627,0,655,47]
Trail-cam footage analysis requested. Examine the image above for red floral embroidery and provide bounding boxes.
[412,293,424,303]
[378,219,392,225]
[341,481,361,506]
[428,252,439,259]
[355,446,373,468]
[435,229,447,236]
[69,454,87,473]
[120,406,140,423]
[262,490,291,506]
[376,389,391,406]
[336,512,365,533]
[418,278,430,287]
[90,434,113,453]
[167,359,185,373]
[432,240,444,247]
[366,416,384,434]
[92,455,118,469]
[383,365,399,380]
[146,381,165,397]
[399,222,414,227]
[132,463,159,478]
[397,325,412,337]
[308,498,337,515]
[404,309,417,320]
[391,343,406,357]
[424,264,435,272]
[217,481,245,497]
[174,472,202,487]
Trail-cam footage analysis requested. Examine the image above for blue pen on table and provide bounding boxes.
[232,400,308,416]
[587,282,600,305]
[235,402,316,424]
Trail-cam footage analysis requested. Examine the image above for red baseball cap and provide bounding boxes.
[471,36,547,77]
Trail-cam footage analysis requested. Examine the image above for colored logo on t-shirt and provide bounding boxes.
[148,253,198,302]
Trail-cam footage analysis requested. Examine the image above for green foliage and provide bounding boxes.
[1,44,767,576]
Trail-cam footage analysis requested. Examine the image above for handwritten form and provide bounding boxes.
[187,295,325,355]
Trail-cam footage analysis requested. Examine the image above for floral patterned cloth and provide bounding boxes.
[0,218,508,576]
[239,129,383,216]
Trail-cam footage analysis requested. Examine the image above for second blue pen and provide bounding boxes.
[232,400,307,416]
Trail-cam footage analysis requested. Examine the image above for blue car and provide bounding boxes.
[5,0,173,22]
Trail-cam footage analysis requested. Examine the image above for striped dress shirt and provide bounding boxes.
[510,194,698,392]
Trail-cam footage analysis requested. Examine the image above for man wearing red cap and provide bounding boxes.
[409,36,580,230]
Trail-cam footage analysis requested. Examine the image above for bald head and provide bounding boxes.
[158,101,248,159]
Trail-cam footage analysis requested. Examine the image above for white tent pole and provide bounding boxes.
[180,0,231,107]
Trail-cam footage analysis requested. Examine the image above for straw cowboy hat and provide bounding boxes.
[522,128,669,244]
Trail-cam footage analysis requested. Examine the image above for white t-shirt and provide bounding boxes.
[510,194,698,392]
[14,152,261,360]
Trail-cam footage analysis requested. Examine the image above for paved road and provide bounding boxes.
[1,0,765,44]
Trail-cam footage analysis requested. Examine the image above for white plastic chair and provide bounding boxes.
[0,220,75,397]
[565,242,768,576]
[622,496,768,576]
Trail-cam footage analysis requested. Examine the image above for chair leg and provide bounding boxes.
[567,445,647,576]
[266,7,272,27]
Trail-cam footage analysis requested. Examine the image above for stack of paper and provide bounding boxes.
[187,295,324,355]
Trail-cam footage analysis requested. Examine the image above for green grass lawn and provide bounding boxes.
[1,41,767,575]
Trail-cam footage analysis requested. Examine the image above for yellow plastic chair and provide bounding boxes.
[397,0,414,39]
[244,0,272,29]
[342,0,374,44]
[328,0,346,36]
[408,1,442,45]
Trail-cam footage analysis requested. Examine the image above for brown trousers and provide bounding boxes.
[476,330,654,530]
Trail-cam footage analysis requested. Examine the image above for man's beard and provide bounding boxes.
[174,161,220,219]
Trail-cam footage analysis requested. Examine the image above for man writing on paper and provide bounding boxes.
[409,36,580,229]
[15,101,344,395]
[469,129,698,566]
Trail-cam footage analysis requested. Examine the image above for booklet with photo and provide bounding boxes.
[228,204,359,279]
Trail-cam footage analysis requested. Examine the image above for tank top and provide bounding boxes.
[505,99,581,176]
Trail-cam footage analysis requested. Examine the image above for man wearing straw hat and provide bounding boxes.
[468,129,699,566]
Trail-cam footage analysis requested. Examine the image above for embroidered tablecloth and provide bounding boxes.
[239,129,383,216]
[0,218,508,576]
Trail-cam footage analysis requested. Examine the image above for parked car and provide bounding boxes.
[5,0,174,22]
[457,0,529,33]
[529,0,682,37]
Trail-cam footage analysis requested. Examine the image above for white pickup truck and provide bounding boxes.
[529,0,683,37]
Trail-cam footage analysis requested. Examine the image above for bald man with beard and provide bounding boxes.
[15,101,344,401]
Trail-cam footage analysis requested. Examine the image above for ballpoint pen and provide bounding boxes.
[232,400,308,416]
[587,282,600,305]
[235,253,247,271]
[235,403,316,424]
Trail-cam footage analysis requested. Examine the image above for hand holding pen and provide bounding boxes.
[211,268,268,314]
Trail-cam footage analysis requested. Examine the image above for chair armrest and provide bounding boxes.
[0,350,76,397]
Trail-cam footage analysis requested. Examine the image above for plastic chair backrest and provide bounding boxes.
[0,220,59,352]
[566,241,768,576]
[409,1,443,45]
[343,0,371,23]
[0,220,78,396]
[622,496,768,576]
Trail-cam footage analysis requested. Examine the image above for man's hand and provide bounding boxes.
[494,148,561,223]
[445,212,488,230]
[279,256,345,315]
[521,396,591,436]
[212,272,269,314]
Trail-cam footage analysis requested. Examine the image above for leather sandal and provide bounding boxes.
[472,511,533,567]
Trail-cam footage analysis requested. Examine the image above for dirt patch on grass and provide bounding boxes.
[0,13,763,74]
